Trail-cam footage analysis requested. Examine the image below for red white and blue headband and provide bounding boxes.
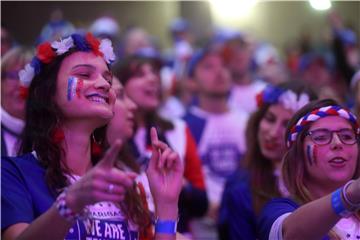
[256,85,310,112]
[18,33,116,97]
[287,105,360,147]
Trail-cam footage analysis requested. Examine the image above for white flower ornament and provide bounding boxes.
[279,90,310,112]
[18,34,116,91]
[99,39,116,64]
[18,63,35,87]
[297,93,310,111]
[51,36,74,55]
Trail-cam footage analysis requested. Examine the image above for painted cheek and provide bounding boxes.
[306,144,318,166]
[67,76,84,101]
[76,79,84,98]
[313,145,318,164]
[67,76,77,101]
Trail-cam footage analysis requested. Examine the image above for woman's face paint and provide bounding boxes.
[306,144,317,165]
[312,144,317,165]
[76,78,84,98]
[67,76,83,101]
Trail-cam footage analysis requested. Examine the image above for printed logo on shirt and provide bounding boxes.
[202,143,242,178]
[65,202,138,240]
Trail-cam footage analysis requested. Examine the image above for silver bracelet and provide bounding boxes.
[342,180,360,211]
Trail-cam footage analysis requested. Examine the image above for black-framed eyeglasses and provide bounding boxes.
[306,128,358,146]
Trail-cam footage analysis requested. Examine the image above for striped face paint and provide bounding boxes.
[306,144,317,165]
[313,145,317,164]
[67,76,84,101]
[76,78,84,98]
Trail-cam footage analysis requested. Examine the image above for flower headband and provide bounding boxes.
[18,33,116,95]
[287,105,360,147]
[256,85,310,112]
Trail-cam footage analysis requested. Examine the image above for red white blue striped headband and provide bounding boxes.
[287,105,360,147]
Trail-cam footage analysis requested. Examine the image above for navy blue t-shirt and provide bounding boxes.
[257,197,330,240]
[2,153,139,240]
[218,169,257,240]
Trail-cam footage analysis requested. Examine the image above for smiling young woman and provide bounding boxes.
[1,33,183,240]
[258,99,360,240]
[218,81,317,240]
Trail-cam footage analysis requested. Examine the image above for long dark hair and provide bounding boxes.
[20,51,72,192]
[20,49,152,237]
[115,55,174,144]
[243,80,317,214]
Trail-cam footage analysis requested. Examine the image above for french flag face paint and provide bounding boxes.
[76,78,84,98]
[306,144,318,166]
[67,76,84,101]
[313,145,317,164]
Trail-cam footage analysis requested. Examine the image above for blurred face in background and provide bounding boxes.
[1,61,26,120]
[301,60,332,88]
[224,41,253,82]
[193,52,232,98]
[123,28,152,56]
[258,103,293,164]
[106,77,137,144]
[1,27,13,57]
[124,62,161,112]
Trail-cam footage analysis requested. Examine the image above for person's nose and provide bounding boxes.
[94,76,111,92]
[126,96,137,113]
[330,132,343,149]
[268,121,283,139]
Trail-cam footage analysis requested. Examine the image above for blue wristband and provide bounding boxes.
[331,187,352,218]
[155,219,177,235]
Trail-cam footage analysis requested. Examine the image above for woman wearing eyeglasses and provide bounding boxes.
[258,98,360,240]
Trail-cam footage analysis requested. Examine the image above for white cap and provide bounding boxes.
[90,17,120,37]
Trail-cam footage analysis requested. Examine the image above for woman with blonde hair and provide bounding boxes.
[258,98,360,239]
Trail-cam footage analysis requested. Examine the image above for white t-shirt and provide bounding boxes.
[228,80,267,115]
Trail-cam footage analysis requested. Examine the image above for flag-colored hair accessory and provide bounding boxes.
[287,105,360,147]
[256,85,310,112]
[18,33,116,93]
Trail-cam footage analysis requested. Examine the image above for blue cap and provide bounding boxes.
[336,29,357,46]
[170,18,189,33]
[299,51,335,72]
[187,48,210,77]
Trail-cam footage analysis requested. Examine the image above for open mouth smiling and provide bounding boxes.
[86,93,109,104]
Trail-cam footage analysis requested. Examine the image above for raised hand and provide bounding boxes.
[65,139,137,213]
[146,127,184,209]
